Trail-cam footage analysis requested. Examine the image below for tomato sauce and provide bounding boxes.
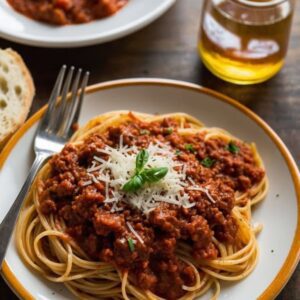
[38,115,264,299]
[7,0,128,25]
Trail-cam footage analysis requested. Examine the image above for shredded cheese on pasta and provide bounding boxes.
[85,140,195,214]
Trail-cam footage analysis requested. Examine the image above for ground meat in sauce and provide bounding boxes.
[7,0,128,25]
[38,113,265,299]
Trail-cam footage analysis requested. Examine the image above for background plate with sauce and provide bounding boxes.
[0,0,175,48]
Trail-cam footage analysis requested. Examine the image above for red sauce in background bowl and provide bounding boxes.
[7,0,128,25]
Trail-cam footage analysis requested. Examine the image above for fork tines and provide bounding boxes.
[40,65,89,137]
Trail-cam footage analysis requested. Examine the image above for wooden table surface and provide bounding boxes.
[0,0,299,299]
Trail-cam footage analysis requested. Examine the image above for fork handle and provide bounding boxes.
[0,153,49,268]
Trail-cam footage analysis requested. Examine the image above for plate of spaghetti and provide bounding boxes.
[0,79,299,300]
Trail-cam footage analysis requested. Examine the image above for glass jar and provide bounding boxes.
[198,0,295,84]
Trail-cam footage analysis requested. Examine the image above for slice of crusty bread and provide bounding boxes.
[0,48,35,150]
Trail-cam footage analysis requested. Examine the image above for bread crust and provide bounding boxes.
[0,48,35,149]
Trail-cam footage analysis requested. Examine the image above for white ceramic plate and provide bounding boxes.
[0,0,175,47]
[0,79,299,300]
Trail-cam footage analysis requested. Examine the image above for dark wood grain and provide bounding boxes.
[0,0,299,299]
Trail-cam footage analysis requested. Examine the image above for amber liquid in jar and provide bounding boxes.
[198,0,294,84]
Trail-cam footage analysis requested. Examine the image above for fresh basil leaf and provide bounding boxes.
[165,127,173,135]
[140,129,150,135]
[128,238,135,252]
[185,144,195,153]
[136,149,149,173]
[123,150,169,194]
[122,174,144,192]
[141,167,168,183]
[227,141,239,154]
[201,157,216,168]
[175,149,181,155]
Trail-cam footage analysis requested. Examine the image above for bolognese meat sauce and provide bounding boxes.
[38,113,264,299]
[7,0,128,25]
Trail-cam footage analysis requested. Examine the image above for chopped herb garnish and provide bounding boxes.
[165,127,173,135]
[128,238,135,252]
[122,174,145,193]
[122,149,168,193]
[135,149,149,173]
[175,150,181,155]
[140,129,150,135]
[201,157,216,168]
[226,141,239,154]
[141,167,168,183]
[185,144,195,153]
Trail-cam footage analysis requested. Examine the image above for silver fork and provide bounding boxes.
[0,65,89,268]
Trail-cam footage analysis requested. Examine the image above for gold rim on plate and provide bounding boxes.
[0,79,299,300]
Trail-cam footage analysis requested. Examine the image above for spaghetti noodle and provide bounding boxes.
[16,111,268,300]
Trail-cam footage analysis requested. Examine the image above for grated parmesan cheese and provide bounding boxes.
[187,185,216,203]
[127,222,144,244]
[84,139,214,214]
